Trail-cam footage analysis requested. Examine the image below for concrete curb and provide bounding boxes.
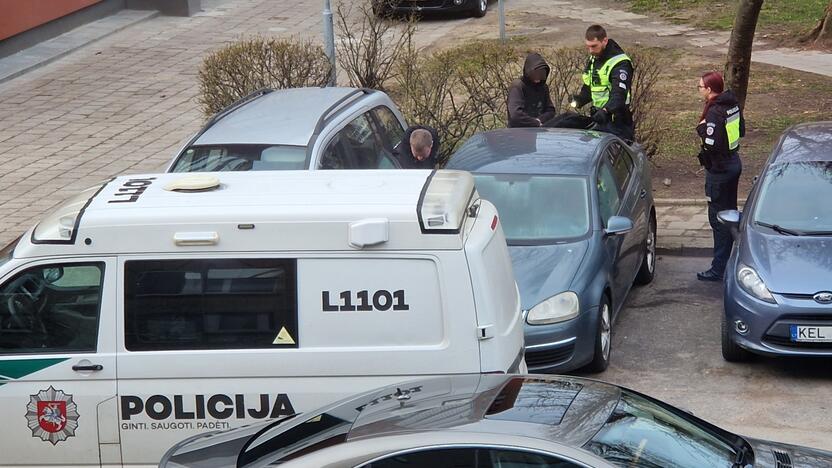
[0,10,159,85]
[656,246,711,257]
[655,198,747,206]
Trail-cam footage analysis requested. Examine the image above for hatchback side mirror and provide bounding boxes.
[604,216,633,236]
[717,210,741,226]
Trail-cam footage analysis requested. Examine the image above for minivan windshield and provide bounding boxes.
[170,144,307,172]
[584,390,742,468]
[474,174,590,244]
[753,162,832,234]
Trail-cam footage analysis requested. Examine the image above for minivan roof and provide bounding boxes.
[192,87,364,147]
[14,170,477,258]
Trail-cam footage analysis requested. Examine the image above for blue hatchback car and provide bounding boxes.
[720,122,832,361]
[447,128,656,373]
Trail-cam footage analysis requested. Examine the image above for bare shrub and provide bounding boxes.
[539,46,586,111]
[628,47,666,159]
[392,41,523,164]
[198,36,331,116]
[335,1,417,91]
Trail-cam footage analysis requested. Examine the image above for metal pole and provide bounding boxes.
[498,0,506,43]
[323,0,336,86]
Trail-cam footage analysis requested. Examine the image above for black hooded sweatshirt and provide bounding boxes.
[696,90,745,172]
[507,53,556,128]
[576,38,633,127]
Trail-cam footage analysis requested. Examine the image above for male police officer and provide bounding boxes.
[573,25,634,142]
[394,126,439,169]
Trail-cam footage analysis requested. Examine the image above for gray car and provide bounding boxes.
[159,373,832,468]
[720,121,832,361]
[446,128,656,373]
[167,87,408,172]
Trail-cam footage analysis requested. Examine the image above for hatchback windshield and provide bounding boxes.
[170,144,307,172]
[753,162,832,233]
[584,391,741,468]
[474,174,590,244]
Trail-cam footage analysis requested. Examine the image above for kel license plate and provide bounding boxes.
[790,325,832,342]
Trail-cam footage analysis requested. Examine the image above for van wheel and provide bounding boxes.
[721,315,752,362]
[471,0,487,17]
[585,295,612,373]
[634,213,656,285]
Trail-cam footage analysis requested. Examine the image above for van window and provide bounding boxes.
[0,263,104,354]
[124,259,298,351]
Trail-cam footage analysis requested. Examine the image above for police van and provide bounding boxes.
[0,169,524,467]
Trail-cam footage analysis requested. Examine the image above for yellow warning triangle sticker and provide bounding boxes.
[273,327,296,345]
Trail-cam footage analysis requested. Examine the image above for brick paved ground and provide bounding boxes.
[0,0,798,252]
[0,0,478,246]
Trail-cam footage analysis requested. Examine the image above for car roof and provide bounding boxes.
[446,128,613,176]
[14,170,476,258]
[346,374,620,448]
[772,121,832,164]
[192,87,367,147]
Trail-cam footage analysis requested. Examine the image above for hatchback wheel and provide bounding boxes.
[585,296,612,373]
[721,315,752,362]
[471,0,487,17]
[634,213,656,285]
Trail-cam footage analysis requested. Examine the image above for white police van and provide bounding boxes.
[0,170,524,467]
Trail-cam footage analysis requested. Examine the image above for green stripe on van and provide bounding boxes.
[0,358,68,379]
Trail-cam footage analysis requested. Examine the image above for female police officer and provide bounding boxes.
[695,71,744,282]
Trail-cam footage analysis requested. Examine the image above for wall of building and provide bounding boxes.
[0,0,104,41]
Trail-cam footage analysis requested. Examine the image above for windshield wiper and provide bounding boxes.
[731,436,751,467]
[802,230,832,236]
[755,221,805,236]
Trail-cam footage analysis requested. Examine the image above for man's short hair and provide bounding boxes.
[585,24,607,41]
[410,128,433,152]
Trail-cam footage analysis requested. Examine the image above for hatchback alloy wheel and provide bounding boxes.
[600,302,611,361]
[472,0,487,17]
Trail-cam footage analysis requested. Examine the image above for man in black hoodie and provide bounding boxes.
[573,25,634,142]
[507,53,556,128]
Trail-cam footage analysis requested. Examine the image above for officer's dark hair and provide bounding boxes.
[585,25,607,41]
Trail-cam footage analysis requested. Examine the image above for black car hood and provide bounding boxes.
[508,240,589,310]
[747,437,832,467]
[743,227,832,294]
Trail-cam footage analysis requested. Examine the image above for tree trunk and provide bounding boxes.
[725,0,764,110]
[804,1,832,47]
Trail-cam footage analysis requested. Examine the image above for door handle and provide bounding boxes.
[72,364,103,372]
[639,189,647,199]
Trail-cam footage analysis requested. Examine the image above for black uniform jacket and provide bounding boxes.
[576,38,633,126]
[507,53,556,128]
[393,125,440,169]
[696,90,745,172]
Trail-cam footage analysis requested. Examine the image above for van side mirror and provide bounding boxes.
[604,216,633,236]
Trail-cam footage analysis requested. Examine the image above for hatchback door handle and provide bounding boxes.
[72,364,103,372]
[639,189,647,199]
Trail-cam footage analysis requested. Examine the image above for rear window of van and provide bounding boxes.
[124,259,297,351]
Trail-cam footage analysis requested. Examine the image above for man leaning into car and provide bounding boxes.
[394,126,440,169]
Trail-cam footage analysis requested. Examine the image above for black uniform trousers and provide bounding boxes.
[705,155,742,275]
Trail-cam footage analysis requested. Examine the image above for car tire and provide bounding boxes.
[585,295,612,373]
[471,0,487,17]
[721,315,752,362]
[634,212,657,285]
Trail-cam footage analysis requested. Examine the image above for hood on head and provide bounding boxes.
[523,53,550,83]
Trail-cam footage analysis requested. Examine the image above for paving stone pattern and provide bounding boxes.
[0,0,473,247]
[0,0,828,251]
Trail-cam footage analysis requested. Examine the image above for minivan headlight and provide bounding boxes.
[737,264,775,303]
[526,292,580,325]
